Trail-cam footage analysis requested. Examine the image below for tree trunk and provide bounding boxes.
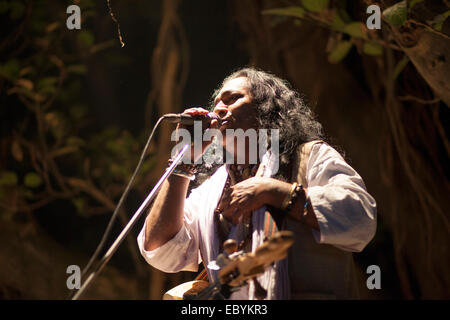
[391,23,450,106]
[0,220,140,299]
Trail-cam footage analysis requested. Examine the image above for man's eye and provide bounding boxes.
[228,94,242,102]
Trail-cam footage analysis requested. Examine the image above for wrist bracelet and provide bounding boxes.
[281,182,296,210]
[285,183,303,213]
[281,182,302,211]
[167,158,197,180]
[172,170,196,180]
[167,159,198,174]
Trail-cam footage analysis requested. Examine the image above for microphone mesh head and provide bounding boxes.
[207,112,222,125]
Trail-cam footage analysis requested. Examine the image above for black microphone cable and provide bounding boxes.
[67,115,166,299]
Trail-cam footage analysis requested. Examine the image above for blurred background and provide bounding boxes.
[0,0,448,299]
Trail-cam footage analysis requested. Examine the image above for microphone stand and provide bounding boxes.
[71,144,190,300]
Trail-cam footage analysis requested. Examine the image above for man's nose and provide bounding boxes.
[213,104,228,119]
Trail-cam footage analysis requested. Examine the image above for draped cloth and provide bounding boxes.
[199,147,286,299]
[245,140,324,299]
[247,148,289,300]
[137,141,377,299]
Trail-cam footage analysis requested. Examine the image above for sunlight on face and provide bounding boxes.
[213,77,259,163]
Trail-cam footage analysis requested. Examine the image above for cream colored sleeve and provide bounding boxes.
[306,144,377,252]
[136,179,212,273]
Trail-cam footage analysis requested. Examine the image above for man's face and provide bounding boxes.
[213,76,257,132]
[212,76,259,161]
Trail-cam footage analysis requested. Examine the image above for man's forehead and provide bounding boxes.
[220,76,249,93]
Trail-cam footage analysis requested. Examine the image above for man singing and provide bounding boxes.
[137,68,377,299]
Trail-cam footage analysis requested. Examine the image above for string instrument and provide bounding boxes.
[163,230,294,300]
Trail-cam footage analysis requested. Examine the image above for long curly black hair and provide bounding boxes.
[209,67,325,179]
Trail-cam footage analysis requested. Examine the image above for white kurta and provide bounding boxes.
[137,143,377,298]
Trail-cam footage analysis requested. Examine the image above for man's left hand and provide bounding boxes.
[218,177,290,224]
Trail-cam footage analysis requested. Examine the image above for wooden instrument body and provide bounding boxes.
[218,230,294,287]
[162,280,210,300]
[162,231,294,300]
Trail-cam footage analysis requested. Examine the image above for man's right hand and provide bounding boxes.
[175,107,220,162]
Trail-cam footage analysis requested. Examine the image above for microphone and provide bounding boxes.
[162,112,222,126]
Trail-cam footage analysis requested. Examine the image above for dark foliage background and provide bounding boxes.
[0,0,448,299]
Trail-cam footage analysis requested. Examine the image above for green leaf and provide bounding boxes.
[67,136,86,147]
[337,9,352,23]
[45,21,60,33]
[72,197,85,214]
[342,22,366,39]
[409,0,424,10]
[44,112,68,139]
[331,11,346,30]
[69,105,87,120]
[328,41,353,63]
[67,64,87,75]
[431,11,450,31]
[24,172,42,188]
[300,0,329,12]
[89,40,116,54]
[0,59,20,80]
[15,78,34,91]
[393,55,410,79]
[19,66,35,77]
[0,209,14,221]
[0,171,18,187]
[80,0,96,9]
[7,87,45,102]
[37,77,58,94]
[432,22,443,31]
[383,0,407,26]
[77,30,95,47]
[363,42,383,56]
[0,1,10,14]
[9,2,24,20]
[24,189,34,199]
[262,6,305,19]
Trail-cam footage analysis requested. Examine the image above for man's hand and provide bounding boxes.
[175,107,219,162]
[217,177,292,224]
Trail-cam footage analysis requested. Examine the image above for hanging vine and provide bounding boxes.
[232,0,450,298]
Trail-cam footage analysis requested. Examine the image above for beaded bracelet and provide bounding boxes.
[167,159,197,180]
[281,182,296,210]
[284,183,303,213]
[172,170,196,180]
[282,182,310,222]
